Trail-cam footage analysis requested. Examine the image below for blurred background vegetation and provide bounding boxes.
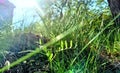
[0,0,120,73]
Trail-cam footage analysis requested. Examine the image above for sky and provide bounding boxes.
[6,0,107,29]
[9,0,46,29]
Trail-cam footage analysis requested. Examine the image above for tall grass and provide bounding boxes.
[0,1,120,73]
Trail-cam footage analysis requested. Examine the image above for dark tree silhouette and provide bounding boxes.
[107,0,120,27]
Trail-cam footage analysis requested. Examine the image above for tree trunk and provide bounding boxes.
[107,0,120,27]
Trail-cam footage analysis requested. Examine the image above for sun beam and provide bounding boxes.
[11,0,37,8]
[9,0,44,16]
